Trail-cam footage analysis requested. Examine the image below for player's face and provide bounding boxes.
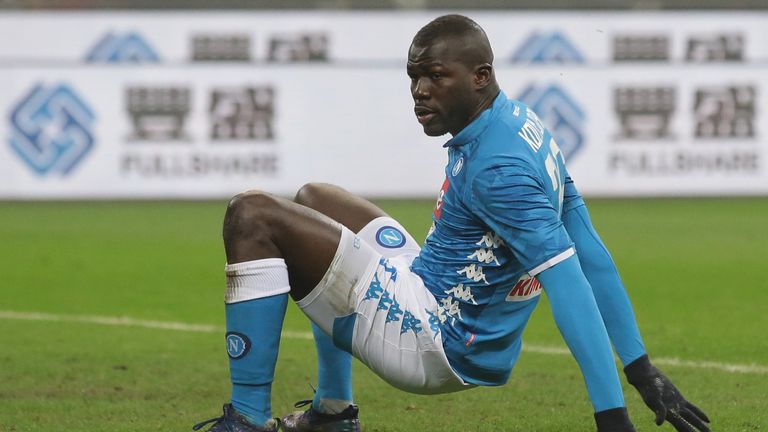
[407,41,477,137]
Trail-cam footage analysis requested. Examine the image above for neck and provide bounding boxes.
[451,86,501,136]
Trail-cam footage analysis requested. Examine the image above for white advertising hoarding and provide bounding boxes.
[0,66,448,199]
[0,11,766,198]
[1,65,765,198]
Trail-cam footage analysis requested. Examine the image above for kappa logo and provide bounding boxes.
[379,258,398,281]
[476,232,505,249]
[445,283,477,304]
[85,32,160,63]
[364,272,385,301]
[438,296,463,325]
[225,332,251,359]
[8,83,95,176]
[467,248,500,266]
[400,311,423,335]
[506,274,543,302]
[425,308,442,338]
[376,226,406,249]
[457,264,489,285]
[511,31,585,64]
[517,84,585,161]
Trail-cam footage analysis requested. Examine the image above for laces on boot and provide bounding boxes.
[193,416,221,431]
[192,404,280,432]
[292,383,317,409]
[294,399,313,409]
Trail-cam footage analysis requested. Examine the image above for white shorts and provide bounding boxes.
[297,217,470,395]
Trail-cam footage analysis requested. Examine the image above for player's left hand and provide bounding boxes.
[624,355,711,432]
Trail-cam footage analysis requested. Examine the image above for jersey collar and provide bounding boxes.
[443,90,506,148]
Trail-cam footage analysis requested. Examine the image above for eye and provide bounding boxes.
[431,72,442,80]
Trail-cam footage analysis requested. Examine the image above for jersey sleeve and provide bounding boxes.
[471,159,574,276]
[537,254,627,412]
[563,166,586,213]
[563,203,647,366]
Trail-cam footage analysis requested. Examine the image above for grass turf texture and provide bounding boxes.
[0,198,766,431]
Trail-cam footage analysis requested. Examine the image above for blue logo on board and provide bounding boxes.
[85,32,160,63]
[8,83,95,176]
[376,226,406,249]
[517,84,585,161]
[511,31,585,63]
[226,332,251,359]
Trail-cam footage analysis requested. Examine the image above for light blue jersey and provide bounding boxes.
[411,91,585,386]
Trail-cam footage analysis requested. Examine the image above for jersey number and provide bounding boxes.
[544,139,565,213]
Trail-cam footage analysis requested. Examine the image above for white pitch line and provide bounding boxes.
[0,310,221,332]
[0,310,315,339]
[651,356,768,375]
[1,310,765,374]
[521,343,768,374]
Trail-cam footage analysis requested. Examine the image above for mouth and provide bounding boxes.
[414,106,437,125]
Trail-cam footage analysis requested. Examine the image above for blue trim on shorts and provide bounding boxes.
[332,313,358,354]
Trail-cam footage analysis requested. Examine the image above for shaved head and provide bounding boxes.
[411,14,494,68]
[407,15,500,137]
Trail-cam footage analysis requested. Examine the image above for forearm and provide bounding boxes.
[537,254,625,413]
[562,204,646,366]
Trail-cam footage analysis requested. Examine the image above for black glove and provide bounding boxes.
[624,354,711,431]
[595,407,636,432]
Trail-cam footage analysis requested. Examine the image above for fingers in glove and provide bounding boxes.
[685,401,710,424]
[652,404,667,426]
[680,408,711,432]
[643,397,667,426]
[666,411,696,432]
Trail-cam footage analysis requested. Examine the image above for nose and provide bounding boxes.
[412,77,430,101]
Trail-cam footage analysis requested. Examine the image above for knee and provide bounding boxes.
[294,182,333,209]
[223,190,281,242]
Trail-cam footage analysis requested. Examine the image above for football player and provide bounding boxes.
[194,14,710,432]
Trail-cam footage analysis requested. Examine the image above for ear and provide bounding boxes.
[473,64,493,89]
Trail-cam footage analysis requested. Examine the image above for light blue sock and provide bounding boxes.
[311,322,353,412]
[226,294,288,425]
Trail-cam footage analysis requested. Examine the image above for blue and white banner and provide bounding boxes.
[0,11,767,198]
[0,65,765,198]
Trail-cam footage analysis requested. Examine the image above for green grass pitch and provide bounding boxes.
[0,198,766,431]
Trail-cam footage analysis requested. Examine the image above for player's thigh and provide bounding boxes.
[294,183,388,233]
[294,183,421,260]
